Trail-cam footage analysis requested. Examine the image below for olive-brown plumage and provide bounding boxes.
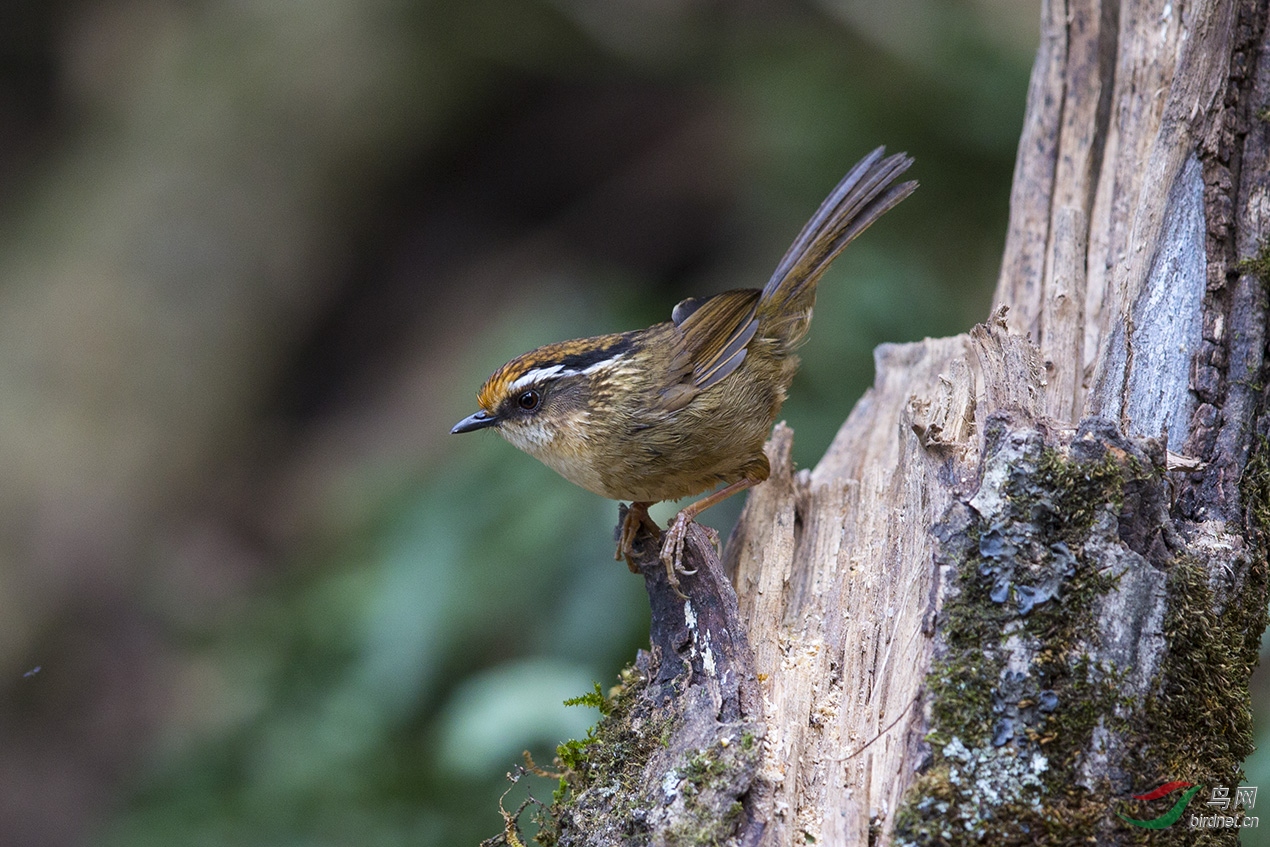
[453,148,917,582]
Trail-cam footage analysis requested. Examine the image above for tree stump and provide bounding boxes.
[529,0,1270,843]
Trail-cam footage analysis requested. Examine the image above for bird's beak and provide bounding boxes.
[451,410,499,434]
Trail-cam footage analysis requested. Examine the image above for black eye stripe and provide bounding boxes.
[554,337,634,371]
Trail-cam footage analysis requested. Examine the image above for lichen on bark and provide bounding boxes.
[894,415,1266,846]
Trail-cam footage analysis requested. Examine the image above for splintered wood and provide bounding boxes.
[717,0,1270,840]
[724,319,1046,845]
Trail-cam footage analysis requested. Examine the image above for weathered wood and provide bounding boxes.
[532,0,1270,842]
[1042,207,1089,422]
[725,319,1047,845]
[540,519,766,846]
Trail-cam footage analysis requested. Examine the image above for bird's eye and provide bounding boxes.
[517,389,542,411]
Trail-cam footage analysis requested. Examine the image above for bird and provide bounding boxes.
[452,147,916,588]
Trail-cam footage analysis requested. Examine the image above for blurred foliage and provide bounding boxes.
[106,304,653,846]
[106,449,641,845]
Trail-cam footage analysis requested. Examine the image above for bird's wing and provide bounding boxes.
[655,288,761,412]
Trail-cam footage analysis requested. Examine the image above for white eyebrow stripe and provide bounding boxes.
[510,365,573,392]
[508,354,627,393]
[583,354,625,374]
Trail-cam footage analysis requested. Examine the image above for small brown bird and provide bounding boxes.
[453,148,916,586]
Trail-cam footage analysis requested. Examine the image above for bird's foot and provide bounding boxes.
[659,511,702,597]
[616,502,659,573]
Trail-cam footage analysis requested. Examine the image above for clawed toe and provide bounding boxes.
[659,514,697,594]
[616,502,659,572]
[618,502,715,595]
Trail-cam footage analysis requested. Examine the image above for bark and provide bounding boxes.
[532,520,766,846]
[530,0,1270,843]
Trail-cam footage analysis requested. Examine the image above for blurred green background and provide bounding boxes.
[1,1,1264,845]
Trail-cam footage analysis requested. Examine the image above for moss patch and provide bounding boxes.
[664,742,754,846]
[895,432,1157,845]
[897,423,1270,845]
[523,661,759,847]
[1114,554,1262,846]
[1237,241,1270,284]
[533,664,670,846]
[1113,436,1270,842]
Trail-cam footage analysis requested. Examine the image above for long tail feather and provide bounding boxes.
[760,148,916,317]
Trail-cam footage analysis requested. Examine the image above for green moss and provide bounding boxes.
[562,682,612,715]
[924,448,1127,749]
[532,664,763,846]
[538,719,757,846]
[478,669,657,847]
[665,800,745,847]
[1244,436,1270,552]
[1237,240,1270,282]
[665,740,755,845]
[1112,555,1261,846]
[681,747,732,788]
[1110,437,1270,844]
[896,430,1270,845]
[895,443,1146,844]
[534,665,670,846]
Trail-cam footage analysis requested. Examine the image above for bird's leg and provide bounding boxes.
[617,501,659,573]
[661,477,761,588]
